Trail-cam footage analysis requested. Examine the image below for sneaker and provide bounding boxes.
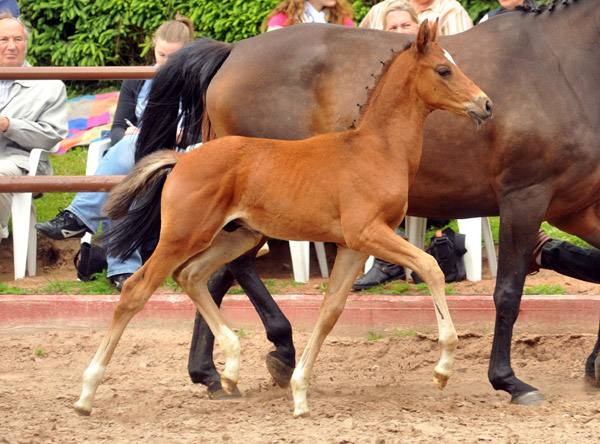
[110,273,133,292]
[35,209,89,240]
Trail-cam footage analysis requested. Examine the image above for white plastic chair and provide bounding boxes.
[11,143,60,280]
[289,241,329,283]
[405,216,497,281]
[363,217,498,281]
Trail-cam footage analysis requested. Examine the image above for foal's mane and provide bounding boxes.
[517,0,577,14]
[352,40,413,128]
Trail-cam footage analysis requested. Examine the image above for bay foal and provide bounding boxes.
[74,20,492,418]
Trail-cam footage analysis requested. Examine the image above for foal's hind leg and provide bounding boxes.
[175,228,264,396]
[291,246,367,418]
[358,225,458,390]
[74,245,179,416]
[188,242,295,398]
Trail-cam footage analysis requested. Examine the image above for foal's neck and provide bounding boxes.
[354,50,430,151]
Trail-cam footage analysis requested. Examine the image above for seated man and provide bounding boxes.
[0,13,68,244]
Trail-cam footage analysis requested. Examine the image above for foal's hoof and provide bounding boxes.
[207,381,242,400]
[73,403,91,417]
[595,355,600,386]
[266,351,294,388]
[432,371,450,390]
[510,390,546,406]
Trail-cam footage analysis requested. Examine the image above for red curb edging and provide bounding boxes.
[1,293,599,329]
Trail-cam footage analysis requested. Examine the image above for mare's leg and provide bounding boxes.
[74,242,182,416]
[356,225,458,390]
[291,246,367,418]
[175,228,264,396]
[227,246,295,386]
[488,198,548,405]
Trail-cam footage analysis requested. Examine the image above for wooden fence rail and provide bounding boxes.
[0,67,154,194]
[0,176,124,193]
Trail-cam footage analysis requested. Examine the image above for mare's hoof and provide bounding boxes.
[595,355,600,386]
[207,381,242,400]
[266,351,294,388]
[510,390,546,406]
[293,411,311,419]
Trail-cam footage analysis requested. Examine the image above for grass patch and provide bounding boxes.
[236,328,248,339]
[0,281,28,294]
[366,330,384,341]
[34,347,47,358]
[394,328,418,338]
[523,284,567,295]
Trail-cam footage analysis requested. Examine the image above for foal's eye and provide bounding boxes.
[437,68,451,78]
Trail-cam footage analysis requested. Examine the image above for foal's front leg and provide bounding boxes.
[364,225,458,390]
[291,246,367,418]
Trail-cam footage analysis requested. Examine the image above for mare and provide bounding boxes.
[133,0,600,406]
[74,21,492,418]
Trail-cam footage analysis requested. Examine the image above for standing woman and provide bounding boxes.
[36,13,195,291]
[265,0,355,31]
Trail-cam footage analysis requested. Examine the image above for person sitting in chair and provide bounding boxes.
[0,13,68,245]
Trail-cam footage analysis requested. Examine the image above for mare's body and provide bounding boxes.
[136,0,600,405]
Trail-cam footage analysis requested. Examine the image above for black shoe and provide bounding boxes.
[35,209,89,240]
[353,258,405,290]
[110,273,133,292]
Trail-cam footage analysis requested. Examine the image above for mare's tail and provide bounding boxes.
[103,151,181,259]
[135,38,233,161]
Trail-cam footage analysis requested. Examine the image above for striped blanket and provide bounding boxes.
[57,91,119,155]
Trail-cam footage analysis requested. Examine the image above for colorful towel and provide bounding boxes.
[57,91,119,155]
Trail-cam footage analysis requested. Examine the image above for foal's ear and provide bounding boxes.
[415,19,430,53]
[415,18,439,53]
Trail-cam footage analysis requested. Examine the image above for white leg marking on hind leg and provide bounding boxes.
[216,324,241,389]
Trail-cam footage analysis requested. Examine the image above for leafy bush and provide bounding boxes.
[20,0,506,68]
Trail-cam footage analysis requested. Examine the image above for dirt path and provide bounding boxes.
[1,323,599,444]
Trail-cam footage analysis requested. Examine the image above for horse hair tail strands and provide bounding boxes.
[102,150,180,259]
[135,38,233,162]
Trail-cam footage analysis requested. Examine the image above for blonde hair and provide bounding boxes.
[265,0,354,27]
[382,0,419,26]
[154,12,194,44]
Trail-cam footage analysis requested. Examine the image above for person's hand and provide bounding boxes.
[124,126,140,136]
[0,115,10,132]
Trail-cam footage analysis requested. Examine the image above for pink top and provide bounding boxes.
[267,12,355,28]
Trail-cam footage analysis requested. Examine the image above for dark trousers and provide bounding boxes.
[541,240,600,284]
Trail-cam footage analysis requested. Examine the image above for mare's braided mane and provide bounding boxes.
[517,0,577,14]
[350,40,412,129]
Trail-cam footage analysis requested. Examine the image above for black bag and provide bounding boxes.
[74,242,108,281]
[412,227,467,283]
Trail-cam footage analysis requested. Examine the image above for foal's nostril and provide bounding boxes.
[485,100,493,116]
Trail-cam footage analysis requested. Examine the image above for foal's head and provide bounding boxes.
[410,19,493,126]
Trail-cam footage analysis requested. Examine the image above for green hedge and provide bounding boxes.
[20,0,509,68]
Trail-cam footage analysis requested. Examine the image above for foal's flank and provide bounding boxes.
[75,19,491,418]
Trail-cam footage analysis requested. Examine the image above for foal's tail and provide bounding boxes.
[103,150,180,259]
[135,38,233,161]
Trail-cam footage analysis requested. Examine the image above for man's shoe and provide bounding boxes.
[110,273,133,292]
[353,258,405,290]
[528,229,553,275]
[35,210,88,240]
